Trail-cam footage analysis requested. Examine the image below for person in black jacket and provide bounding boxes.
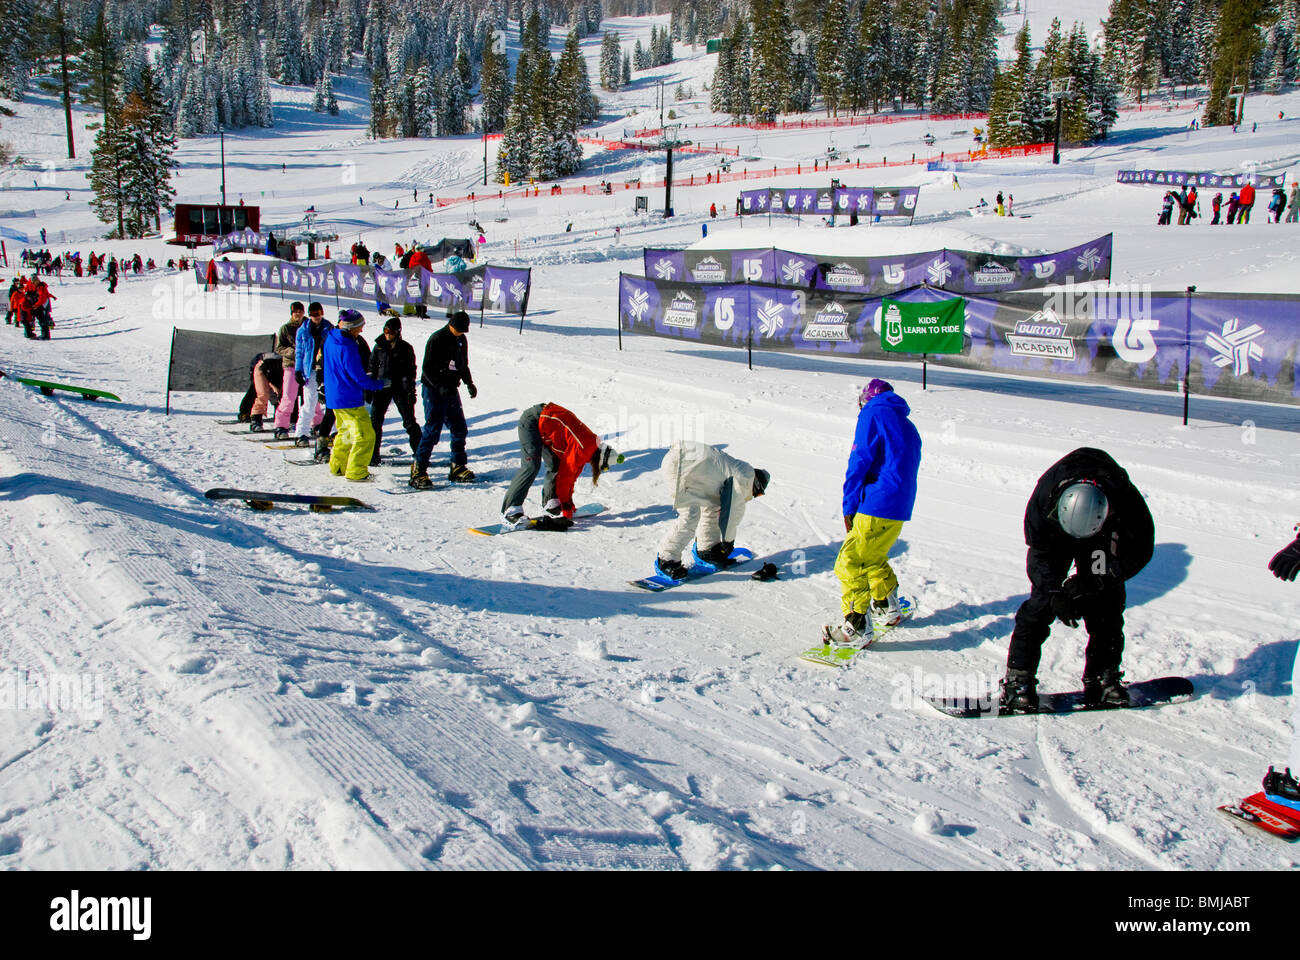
[1000,448,1155,713]
[368,317,421,466]
[410,310,477,488]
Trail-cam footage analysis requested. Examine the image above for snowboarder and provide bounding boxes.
[653,441,768,581]
[500,403,620,525]
[998,447,1155,714]
[272,302,305,440]
[1177,186,1190,225]
[1211,192,1223,225]
[996,191,1004,216]
[368,317,421,465]
[409,310,477,489]
[322,309,387,481]
[5,277,21,326]
[710,202,717,219]
[33,279,55,340]
[106,257,119,293]
[293,302,332,445]
[827,379,922,649]
[1225,192,1240,224]
[1289,182,1300,222]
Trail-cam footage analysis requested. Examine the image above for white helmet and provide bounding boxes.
[1056,482,1108,538]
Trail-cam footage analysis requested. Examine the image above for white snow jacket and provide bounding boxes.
[658,441,757,558]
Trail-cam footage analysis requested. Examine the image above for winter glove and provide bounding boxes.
[1049,591,1081,628]
[466,382,478,399]
[295,370,307,386]
[1269,535,1300,581]
[1061,573,1104,604]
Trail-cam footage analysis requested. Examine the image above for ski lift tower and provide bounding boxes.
[652,123,692,219]
[1048,77,1072,165]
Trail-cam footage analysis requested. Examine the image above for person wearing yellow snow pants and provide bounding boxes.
[835,515,905,618]
[329,407,376,480]
[826,379,922,647]
[321,310,387,482]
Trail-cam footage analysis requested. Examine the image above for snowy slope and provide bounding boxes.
[2,22,1300,871]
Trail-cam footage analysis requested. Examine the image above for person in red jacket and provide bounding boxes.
[407,248,433,273]
[500,403,622,525]
[1238,182,1256,223]
[33,279,56,339]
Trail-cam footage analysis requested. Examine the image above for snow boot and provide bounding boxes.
[655,556,690,581]
[502,506,528,529]
[273,427,290,441]
[1082,668,1129,708]
[998,668,1039,714]
[825,611,873,650]
[250,415,264,432]
[448,463,476,483]
[409,464,433,490]
[1263,766,1300,812]
[313,436,331,463]
[698,541,736,566]
[871,589,904,629]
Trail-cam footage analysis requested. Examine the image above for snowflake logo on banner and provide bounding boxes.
[926,258,952,286]
[756,299,785,338]
[510,280,527,303]
[1205,318,1265,376]
[627,289,650,321]
[781,260,808,285]
[857,192,872,210]
[346,272,360,291]
[1076,247,1102,272]
[757,193,769,210]
[801,193,814,210]
[653,259,676,280]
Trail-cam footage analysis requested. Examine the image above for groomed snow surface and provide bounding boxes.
[2,18,1300,872]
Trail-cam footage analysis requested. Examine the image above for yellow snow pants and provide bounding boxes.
[329,407,375,481]
[835,514,904,618]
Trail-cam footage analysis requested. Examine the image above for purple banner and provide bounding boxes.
[1118,169,1287,190]
[482,266,533,314]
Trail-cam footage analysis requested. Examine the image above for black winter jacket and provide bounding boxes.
[420,324,474,394]
[1022,447,1154,592]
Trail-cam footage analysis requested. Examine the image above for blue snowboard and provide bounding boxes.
[629,546,755,591]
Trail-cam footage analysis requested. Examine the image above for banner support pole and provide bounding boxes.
[747,324,752,370]
[1183,286,1195,426]
[166,327,176,416]
[923,354,928,390]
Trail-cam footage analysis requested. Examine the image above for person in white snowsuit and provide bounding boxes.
[655,440,769,580]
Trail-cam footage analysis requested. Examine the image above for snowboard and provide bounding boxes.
[469,502,604,535]
[204,487,374,512]
[628,546,755,591]
[800,597,916,667]
[229,429,275,436]
[924,675,1194,719]
[214,419,246,425]
[5,374,120,402]
[1217,793,1300,842]
[284,457,329,467]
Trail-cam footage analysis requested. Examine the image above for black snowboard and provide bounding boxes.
[204,488,374,511]
[924,676,1193,719]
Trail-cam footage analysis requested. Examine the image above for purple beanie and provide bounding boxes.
[859,378,893,407]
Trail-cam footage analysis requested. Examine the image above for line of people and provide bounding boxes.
[5,275,56,339]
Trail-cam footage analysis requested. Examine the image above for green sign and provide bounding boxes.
[880,297,966,354]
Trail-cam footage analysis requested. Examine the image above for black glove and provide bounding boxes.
[1049,591,1080,628]
[466,382,478,399]
[1269,536,1300,581]
[295,370,306,386]
[1061,573,1104,604]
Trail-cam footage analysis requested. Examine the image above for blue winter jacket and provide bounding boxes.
[323,328,385,409]
[841,390,922,521]
[294,317,332,379]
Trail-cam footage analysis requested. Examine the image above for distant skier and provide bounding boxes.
[1238,181,1256,223]
[322,309,387,481]
[500,403,621,526]
[996,190,1005,216]
[106,257,119,293]
[1289,183,1300,222]
[409,310,478,489]
[826,380,922,649]
[653,441,768,581]
[1225,191,1240,224]
[1269,189,1286,223]
[1210,192,1223,225]
[998,447,1155,714]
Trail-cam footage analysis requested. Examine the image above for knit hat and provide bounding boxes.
[337,308,365,330]
[597,443,624,471]
[859,378,893,408]
[383,316,402,333]
[448,310,471,332]
[752,468,770,497]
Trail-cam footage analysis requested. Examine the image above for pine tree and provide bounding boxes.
[551,29,586,176]
[0,0,34,100]
[119,67,177,236]
[89,99,129,237]
[622,50,631,86]
[815,0,849,116]
[1205,0,1276,124]
[859,0,890,112]
[480,27,512,132]
[35,0,81,158]
[599,31,621,90]
[749,0,791,119]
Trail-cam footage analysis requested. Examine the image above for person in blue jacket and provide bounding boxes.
[827,379,922,648]
[322,309,388,481]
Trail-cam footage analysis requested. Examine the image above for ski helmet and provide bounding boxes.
[859,379,893,408]
[1056,481,1108,538]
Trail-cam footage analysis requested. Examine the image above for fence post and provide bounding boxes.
[1183,285,1195,426]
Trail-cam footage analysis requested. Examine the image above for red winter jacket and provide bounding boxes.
[538,403,599,512]
[407,250,433,273]
[1240,183,1256,207]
